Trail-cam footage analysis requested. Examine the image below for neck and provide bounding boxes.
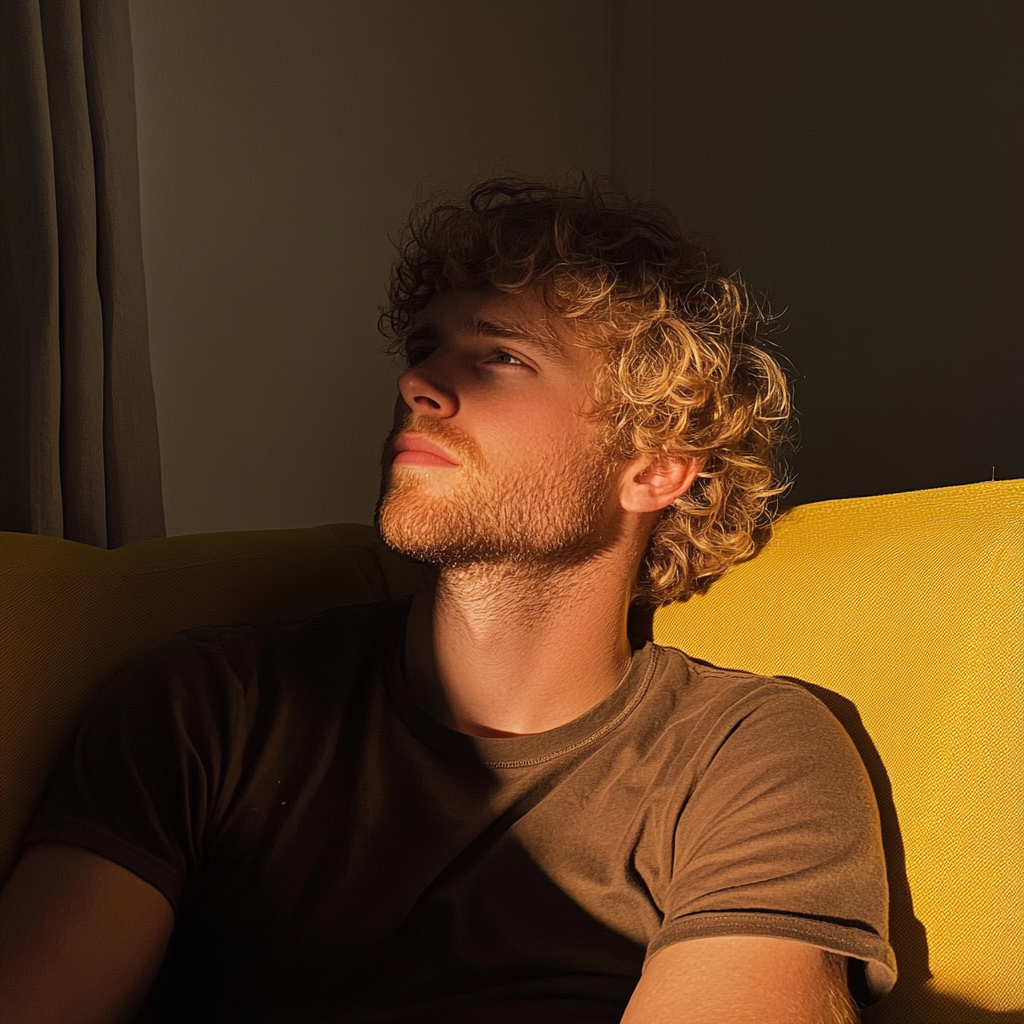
[402,544,647,737]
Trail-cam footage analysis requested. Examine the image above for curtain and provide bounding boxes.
[0,0,164,547]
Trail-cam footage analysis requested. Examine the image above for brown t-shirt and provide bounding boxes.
[25,599,895,1023]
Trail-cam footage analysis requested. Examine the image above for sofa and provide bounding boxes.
[2,479,1021,1023]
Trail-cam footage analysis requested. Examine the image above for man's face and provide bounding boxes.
[375,286,621,569]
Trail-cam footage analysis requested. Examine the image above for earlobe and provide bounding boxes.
[620,455,702,514]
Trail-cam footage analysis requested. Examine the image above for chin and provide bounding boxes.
[375,473,616,571]
[376,480,477,564]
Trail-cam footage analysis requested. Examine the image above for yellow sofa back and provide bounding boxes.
[656,480,1023,1023]
[1,480,1021,1022]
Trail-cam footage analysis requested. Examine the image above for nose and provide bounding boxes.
[396,358,458,420]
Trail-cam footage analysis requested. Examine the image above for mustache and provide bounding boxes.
[380,416,483,470]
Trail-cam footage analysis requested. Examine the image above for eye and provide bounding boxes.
[491,349,525,366]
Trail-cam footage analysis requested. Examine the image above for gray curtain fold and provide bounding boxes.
[0,0,165,547]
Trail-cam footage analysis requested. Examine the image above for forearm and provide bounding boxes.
[621,937,859,1024]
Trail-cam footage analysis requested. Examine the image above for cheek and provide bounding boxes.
[485,404,595,463]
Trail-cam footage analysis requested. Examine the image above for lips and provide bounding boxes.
[392,433,460,467]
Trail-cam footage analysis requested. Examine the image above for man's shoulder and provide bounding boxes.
[177,597,410,650]
[643,643,856,761]
[101,598,411,716]
[649,643,827,711]
[166,597,409,661]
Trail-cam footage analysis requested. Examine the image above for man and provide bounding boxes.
[0,179,894,1023]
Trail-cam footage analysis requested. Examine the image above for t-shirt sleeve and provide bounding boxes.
[20,626,259,914]
[649,679,897,1001]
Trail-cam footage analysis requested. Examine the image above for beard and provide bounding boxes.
[374,419,618,571]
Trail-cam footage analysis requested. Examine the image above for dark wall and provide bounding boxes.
[638,1,1022,505]
[136,0,1021,527]
[130,0,609,534]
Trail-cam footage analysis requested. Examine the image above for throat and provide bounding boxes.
[401,561,636,736]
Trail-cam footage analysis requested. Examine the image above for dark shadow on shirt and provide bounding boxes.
[140,830,643,1023]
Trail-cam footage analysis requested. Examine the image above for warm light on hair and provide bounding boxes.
[380,177,793,606]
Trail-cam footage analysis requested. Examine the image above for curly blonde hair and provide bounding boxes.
[380,177,792,606]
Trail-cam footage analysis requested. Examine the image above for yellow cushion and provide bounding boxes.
[654,480,1024,1022]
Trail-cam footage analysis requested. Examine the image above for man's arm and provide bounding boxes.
[621,935,859,1024]
[0,844,174,1024]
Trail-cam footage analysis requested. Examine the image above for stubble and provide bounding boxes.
[375,420,618,572]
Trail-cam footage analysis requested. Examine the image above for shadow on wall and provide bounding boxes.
[791,680,1024,1024]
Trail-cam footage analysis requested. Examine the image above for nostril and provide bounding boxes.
[415,396,442,409]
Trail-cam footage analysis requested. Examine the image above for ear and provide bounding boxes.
[618,454,702,514]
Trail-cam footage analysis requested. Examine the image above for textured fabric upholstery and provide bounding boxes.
[1,479,1020,1022]
[655,479,1024,1022]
